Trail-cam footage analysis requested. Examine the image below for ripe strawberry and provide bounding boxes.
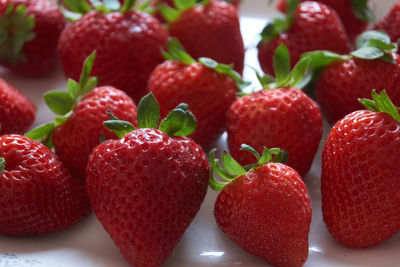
[322,90,400,248]
[0,135,90,235]
[26,53,137,180]
[227,45,322,176]
[0,78,36,135]
[148,39,246,149]
[373,1,400,42]
[258,0,351,75]
[313,31,400,124]
[58,0,168,102]
[161,0,244,73]
[210,146,311,267]
[0,0,65,76]
[276,0,372,42]
[86,93,209,267]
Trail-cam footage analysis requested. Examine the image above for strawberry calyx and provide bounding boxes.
[254,44,312,90]
[104,93,197,138]
[209,144,288,191]
[359,90,400,122]
[0,4,35,65]
[25,52,98,147]
[350,0,374,22]
[61,0,151,21]
[258,0,298,45]
[163,38,249,91]
[159,0,211,23]
[0,157,5,175]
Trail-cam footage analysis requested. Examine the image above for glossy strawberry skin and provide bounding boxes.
[53,86,137,180]
[277,0,368,42]
[215,163,311,267]
[168,0,244,74]
[315,54,400,125]
[373,2,400,43]
[86,128,210,267]
[258,1,351,75]
[0,78,36,135]
[0,135,90,235]
[0,0,65,77]
[322,110,400,248]
[148,61,237,149]
[58,10,168,103]
[227,88,322,177]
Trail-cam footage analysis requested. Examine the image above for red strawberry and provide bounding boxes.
[148,39,245,149]
[210,146,311,267]
[0,78,36,135]
[322,90,400,248]
[258,1,351,75]
[276,0,372,42]
[0,135,90,235]
[161,0,245,73]
[373,1,400,42]
[26,53,137,180]
[228,45,322,176]
[313,31,400,124]
[0,0,65,76]
[86,93,209,267]
[58,1,168,102]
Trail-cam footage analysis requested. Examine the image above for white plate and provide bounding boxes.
[1,1,399,266]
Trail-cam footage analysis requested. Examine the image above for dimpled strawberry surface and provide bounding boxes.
[322,110,400,248]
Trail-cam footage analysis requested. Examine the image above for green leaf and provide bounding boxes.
[25,123,55,140]
[271,149,289,164]
[221,151,247,176]
[159,4,181,22]
[209,170,229,191]
[54,114,71,126]
[350,0,375,22]
[285,56,312,89]
[368,39,396,52]
[44,91,75,116]
[208,149,236,181]
[159,103,197,136]
[174,0,196,10]
[359,98,378,112]
[67,79,80,100]
[300,50,349,71]
[258,147,272,166]
[164,38,196,64]
[104,120,136,139]
[198,57,218,68]
[0,157,5,175]
[137,93,160,129]
[81,77,99,96]
[259,13,289,44]
[371,90,400,122]
[60,6,82,22]
[357,31,391,49]
[240,144,260,160]
[63,0,92,14]
[351,47,384,60]
[120,0,137,13]
[273,44,291,83]
[79,51,97,90]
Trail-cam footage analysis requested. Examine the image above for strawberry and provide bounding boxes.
[258,0,351,75]
[373,1,400,42]
[26,53,137,180]
[312,31,400,125]
[0,0,65,76]
[227,45,322,176]
[0,78,36,135]
[0,135,90,235]
[160,0,245,73]
[148,38,246,149]
[86,93,209,267]
[276,0,373,42]
[322,90,400,248]
[210,146,311,267]
[58,0,168,102]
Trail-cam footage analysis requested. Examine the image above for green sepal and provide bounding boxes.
[136,0,154,13]
[162,38,196,64]
[159,103,197,136]
[300,50,350,71]
[25,123,55,141]
[208,149,236,181]
[273,44,291,83]
[120,0,137,13]
[44,91,75,116]
[270,148,289,164]
[352,31,397,63]
[159,0,197,22]
[350,0,375,22]
[137,93,160,129]
[359,90,400,122]
[103,111,136,139]
[258,0,298,45]
[0,157,5,175]
[89,0,121,13]
[242,146,286,170]
[0,4,36,65]
[221,151,247,176]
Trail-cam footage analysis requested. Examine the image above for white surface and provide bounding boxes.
[1,0,400,266]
